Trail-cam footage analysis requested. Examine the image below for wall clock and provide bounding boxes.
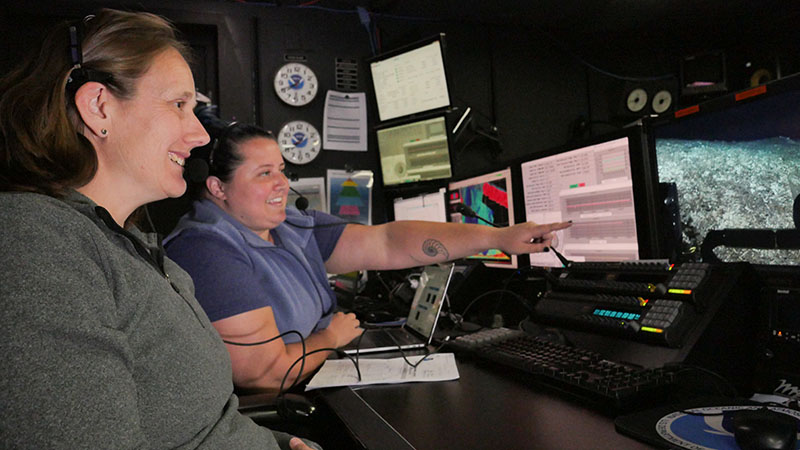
[274,62,318,106]
[278,120,321,165]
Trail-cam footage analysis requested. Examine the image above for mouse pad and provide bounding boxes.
[615,399,800,449]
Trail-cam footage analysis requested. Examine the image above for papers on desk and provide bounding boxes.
[305,353,459,391]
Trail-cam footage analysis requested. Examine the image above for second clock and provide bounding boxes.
[278,120,321,165]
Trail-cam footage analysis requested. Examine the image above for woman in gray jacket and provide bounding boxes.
[0,8,316,450]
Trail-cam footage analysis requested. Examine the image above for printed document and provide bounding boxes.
[305,353,459,390]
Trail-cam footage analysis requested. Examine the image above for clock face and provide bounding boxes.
[278,120,321,165]
[274,63,318,106]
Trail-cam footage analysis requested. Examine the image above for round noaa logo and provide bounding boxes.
[289,74,304,90]
[293,132,308,148]
[656,406,800,450]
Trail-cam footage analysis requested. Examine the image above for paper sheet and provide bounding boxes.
[393,188,448,222]
[305,353,459,391]
[322,90,367,151]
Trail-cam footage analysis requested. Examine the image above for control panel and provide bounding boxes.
[532,261,744,348]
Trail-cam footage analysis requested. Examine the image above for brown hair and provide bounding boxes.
[0,8,191,197]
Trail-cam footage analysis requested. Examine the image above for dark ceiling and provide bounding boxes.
[264,0,800,51]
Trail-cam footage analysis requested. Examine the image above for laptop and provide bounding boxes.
[343,263,455,355]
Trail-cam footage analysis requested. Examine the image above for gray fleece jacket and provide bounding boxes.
[0,191,310,449]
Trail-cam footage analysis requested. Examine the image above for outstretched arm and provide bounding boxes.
[324,220,571,273]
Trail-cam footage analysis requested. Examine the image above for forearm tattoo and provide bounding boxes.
[422,239,449,260]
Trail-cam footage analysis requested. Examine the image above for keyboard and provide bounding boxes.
[447,328,679,411]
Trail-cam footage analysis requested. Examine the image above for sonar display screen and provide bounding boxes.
[448,168,517,268]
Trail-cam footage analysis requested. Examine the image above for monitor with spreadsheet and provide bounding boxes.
[377,115,452,187]
[368,34,451,123]
[448,168,517,268]
[520,126,661,267]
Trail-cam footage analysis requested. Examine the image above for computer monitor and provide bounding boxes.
[448,168,517,269]
[654,73,800,265]
[368,34,451,123]
[376,115,452,187]
[520,126,661,267]
[393,188,448,223]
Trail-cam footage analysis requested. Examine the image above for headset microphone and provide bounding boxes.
[286,171,310,211]
[289,186,309,211]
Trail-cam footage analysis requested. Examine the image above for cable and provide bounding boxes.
[349,323,447,372]
[223,330,308,396]
[488,268,529,323]
[222,329,301,347]
[278,347,362,396]
[379,327,449,369]
[670,363,740,399]
[459,288,529,323]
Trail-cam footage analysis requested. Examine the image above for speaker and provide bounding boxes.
[609,79,679,121]
[728,53,779,92]
[680,51,727,97]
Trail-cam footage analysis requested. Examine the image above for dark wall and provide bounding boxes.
[3,0,799,233]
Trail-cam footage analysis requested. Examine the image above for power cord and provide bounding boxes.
[351,324,448,372]
[279,348,363,394]
[459,288,530,325]
[223,330,308,395]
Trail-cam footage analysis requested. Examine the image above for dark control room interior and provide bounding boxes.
[3,1,800,449]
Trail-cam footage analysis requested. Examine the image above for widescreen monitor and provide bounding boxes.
[520,126,661,267]
[368,34,451,123]
[654,74,800,265]
[377,115,452,186]
[448,168,517,269]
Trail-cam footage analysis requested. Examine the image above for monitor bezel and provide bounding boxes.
[374,112,454,189]
[650,73,800,266]
[509,124,663,266]
[366,33,453,125]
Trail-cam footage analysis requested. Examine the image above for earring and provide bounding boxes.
[100,128,108,136]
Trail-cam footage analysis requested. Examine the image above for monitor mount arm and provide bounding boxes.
[701,228,800,263]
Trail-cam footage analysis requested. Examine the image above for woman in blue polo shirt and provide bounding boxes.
[165,122,571,393]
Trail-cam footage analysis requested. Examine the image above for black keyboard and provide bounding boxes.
[447,328,679,411]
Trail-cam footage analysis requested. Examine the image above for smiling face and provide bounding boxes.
[211,137,289,239]
[104,47,209,203]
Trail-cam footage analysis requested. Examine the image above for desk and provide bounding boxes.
[315,352,653,450]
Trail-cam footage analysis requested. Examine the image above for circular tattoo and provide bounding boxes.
[422,239,449,260]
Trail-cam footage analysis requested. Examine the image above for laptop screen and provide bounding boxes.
[405,263,455,338]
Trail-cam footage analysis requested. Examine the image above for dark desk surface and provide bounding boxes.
[316,351,655,450]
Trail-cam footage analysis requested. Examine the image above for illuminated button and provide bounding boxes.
[641,326,664,333]
[668,288,692,295]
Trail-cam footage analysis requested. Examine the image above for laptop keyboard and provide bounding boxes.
[363,328,419,348]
